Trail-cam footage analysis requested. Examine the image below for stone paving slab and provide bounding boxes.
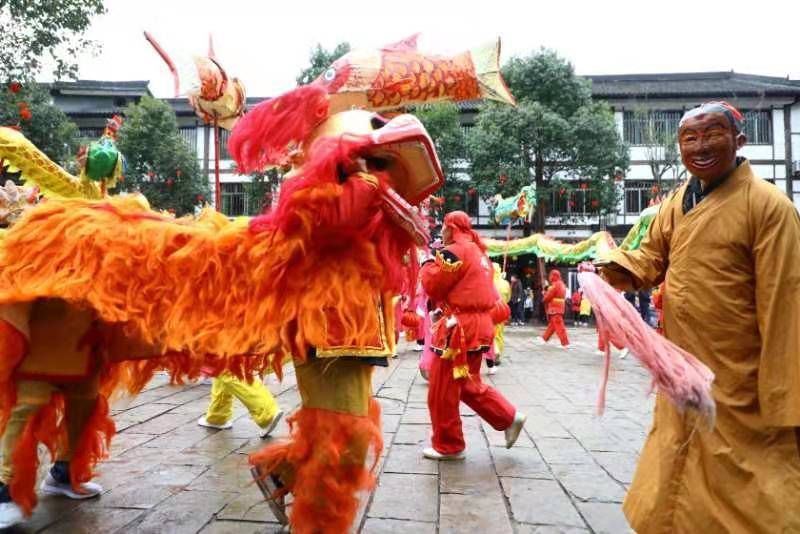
[16,327,653,532]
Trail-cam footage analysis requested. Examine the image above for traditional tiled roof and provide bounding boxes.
[588,71,800,99]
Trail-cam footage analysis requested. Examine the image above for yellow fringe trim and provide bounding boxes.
[452,364,470,380]
[441,347,460,361]
[435,251,462,272]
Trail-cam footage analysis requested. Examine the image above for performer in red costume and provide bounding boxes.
[536,270,570,348]
[420,211,526,460]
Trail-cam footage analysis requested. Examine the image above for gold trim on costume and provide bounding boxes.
[435,251,463,272]
[354,172,379,189]
[316,295,392,358]
[441,347,460,360]
[453,364,470,379]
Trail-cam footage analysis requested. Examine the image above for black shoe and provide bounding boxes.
[251,466,289,526]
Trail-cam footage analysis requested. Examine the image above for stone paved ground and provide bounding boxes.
[17,326,654,533]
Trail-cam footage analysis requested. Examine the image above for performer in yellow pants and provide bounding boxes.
[198,373,283,439]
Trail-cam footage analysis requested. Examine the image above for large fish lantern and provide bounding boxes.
[229,35,515,242]
[313,34,515,114]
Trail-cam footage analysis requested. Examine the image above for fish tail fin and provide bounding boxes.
[471,38,516,106]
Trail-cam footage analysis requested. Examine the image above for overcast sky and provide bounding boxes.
[68,0,800,98]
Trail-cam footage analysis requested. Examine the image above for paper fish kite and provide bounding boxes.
[314,34,515,113]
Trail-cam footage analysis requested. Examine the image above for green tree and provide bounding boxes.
[0,81,79,165]
[117,96,208,215]
[243,168,281,215]
[296,42,351,85]
[468,49,628,231]
[0,0,106,82]
[631,108,683,184]
[414,103,472,213]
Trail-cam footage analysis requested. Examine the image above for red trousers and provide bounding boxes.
[543,313,569,346]
[428,352,516,454]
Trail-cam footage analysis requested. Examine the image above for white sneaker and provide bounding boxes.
[488,367,497,376]
[422,447,465,461]
[412,345,424,352]
[557,344,569,350]
[534,337,547,345]
[259,410,284,439]
[40,474,103,499]
[0,501,24,528]
[197,416,233,430]
[504,412,527,449]
[619,349,630,359]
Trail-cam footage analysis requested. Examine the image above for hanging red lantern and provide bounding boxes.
[18,107,32,122]
[8,82,21,94]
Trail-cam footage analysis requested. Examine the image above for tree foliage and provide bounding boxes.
[117,96,208,216]
[0,81,79,165]
[0,0,106,82]
[468,49,628,230]
[631,108,683,183]
[243,168,282,215]
[295,42,351,85]
[413,103,472,213]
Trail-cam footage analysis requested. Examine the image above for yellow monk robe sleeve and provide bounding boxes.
[753,193,800,427]
[603,200,673,291]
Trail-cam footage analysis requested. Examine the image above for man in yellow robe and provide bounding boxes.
[600,101,800,533]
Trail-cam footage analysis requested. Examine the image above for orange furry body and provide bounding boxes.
[0,191,394,373]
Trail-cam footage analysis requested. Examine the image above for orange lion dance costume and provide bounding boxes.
[0,35,515,533]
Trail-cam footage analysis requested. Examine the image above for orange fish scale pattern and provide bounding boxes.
[367,52,479,108]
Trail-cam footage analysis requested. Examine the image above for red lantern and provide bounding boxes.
[8,82,21,94]
[18,107,31,121]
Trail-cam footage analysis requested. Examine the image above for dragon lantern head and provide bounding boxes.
[303,109,444,205]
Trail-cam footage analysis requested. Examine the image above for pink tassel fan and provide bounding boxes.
[577,270,716,428]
